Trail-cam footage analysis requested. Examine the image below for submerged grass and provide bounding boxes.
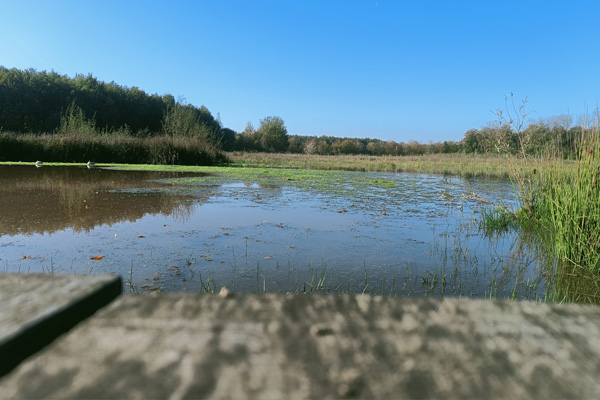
[480,205,519,235]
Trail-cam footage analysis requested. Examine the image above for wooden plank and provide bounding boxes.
[0,273,121,377]
[2,293,600,399]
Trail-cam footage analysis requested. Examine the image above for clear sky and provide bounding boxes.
[1,0,599,142]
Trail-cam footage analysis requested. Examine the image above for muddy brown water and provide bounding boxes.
[0,165,549,299]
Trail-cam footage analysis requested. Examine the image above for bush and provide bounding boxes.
[0,132,227,165]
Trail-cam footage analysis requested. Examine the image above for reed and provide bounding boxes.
[0,132,226,165]
[515,117,600,278]
[479,205,519,235]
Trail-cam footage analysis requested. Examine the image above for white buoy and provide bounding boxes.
[87,161,95,168]
[35,161,43,167]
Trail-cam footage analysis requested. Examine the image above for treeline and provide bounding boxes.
[229,104,587,157]
[0,67,231,164]
[232,126,585,158]
[0,67,592,162]
[461,122,587,158]
[0,67,224,137]
[232,130,461,155]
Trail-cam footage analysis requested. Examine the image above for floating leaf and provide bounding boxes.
[168,265,179,269]
[90,255,104,261]
[137,235,145,238]
[22,255,31,259]
[264,256,272,259]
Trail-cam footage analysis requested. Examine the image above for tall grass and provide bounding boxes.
[515,118,600,277]
[0,132,227,165]
[56,101,99,137]
[226,151,536,178]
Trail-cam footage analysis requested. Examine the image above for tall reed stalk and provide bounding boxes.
[516,117,600,276]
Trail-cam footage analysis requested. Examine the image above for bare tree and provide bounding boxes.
[494,93,534,157]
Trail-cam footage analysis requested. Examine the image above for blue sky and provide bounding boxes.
[1,1,599,142]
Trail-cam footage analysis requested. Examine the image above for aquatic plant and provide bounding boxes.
[510,114,600,301]
[479,205,519,235]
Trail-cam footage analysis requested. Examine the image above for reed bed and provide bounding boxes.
[476,119,600,302]
[516,126,600,275]
[0,132,226,165]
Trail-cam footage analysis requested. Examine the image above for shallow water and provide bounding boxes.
[0,165,549,299]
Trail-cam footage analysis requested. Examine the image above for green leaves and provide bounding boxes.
[258,116,289,152]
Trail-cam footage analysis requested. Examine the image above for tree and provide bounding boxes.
[366,140,386,155]
[56,102,98,136]
[286,136,302,153]
[303,139,318,154]
[258,116,288,152]
[384,141,402,156]
[462,129,481,153]
[220,128,236,151]
[495,93,533,157]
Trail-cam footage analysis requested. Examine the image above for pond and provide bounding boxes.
[0,165,551,299]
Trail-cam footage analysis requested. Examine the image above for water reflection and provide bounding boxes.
[2,165,588,302]
[0,166,206,236]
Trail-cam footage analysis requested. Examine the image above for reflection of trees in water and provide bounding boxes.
[168,201,195,222]
[0,166,205,236]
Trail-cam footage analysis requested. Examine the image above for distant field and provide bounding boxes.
[226,152,557,179]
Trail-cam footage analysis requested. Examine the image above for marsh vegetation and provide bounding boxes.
[480,113,600,302]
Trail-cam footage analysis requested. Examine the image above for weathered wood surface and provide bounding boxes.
[0,273,122,377]
[2,283,600,399]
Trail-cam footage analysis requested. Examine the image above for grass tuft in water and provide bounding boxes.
[480,205,519,235]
